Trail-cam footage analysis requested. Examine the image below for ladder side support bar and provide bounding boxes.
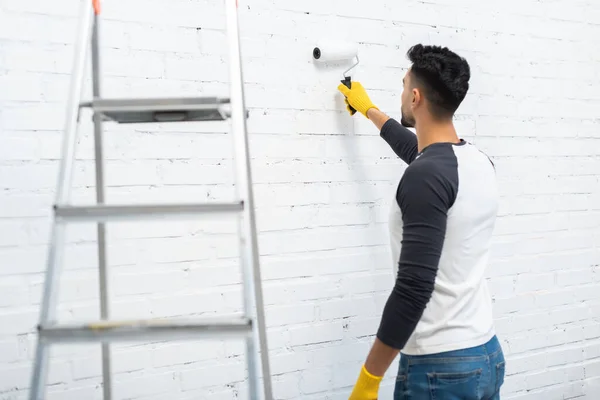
[90,10,112,400]
[29,1,94,399]
[225,1,273,399]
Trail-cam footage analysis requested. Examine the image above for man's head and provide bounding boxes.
[400,44,470,128]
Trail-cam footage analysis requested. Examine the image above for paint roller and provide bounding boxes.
[312,39,360,113]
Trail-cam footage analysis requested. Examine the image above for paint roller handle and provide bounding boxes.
[337,80,379,118]
[341,77,357,115]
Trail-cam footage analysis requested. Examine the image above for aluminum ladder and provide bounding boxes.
[28,0,273,399]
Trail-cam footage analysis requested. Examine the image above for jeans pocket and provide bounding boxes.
[427,368,482,400]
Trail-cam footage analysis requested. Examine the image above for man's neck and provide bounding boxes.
[415,118,460,153]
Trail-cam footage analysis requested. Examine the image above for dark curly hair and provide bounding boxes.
[407,44,470,119]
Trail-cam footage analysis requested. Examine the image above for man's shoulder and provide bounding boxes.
[399,148,460,209]
[405,144,459,181]
[454,140,495,169]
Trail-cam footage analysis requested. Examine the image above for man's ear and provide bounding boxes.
[411,88,421,108]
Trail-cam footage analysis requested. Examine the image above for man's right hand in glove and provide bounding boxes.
[337,81,379,118]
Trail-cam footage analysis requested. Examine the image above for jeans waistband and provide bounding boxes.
[401,335,502,366]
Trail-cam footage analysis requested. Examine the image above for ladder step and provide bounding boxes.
[54,202,244,222]
[80,97,232,123]
[38,317,252,343]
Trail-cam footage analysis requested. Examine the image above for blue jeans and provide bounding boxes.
[394,335,505,399]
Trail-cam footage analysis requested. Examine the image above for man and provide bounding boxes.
[338,44,505,399]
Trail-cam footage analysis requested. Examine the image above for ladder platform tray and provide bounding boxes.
[80,96,231,123]
[38,317,253,343]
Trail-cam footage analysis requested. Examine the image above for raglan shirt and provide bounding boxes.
[376,118,498,355]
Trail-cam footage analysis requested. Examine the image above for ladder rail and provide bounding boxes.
[225,0,274,399]
[90,7,112,400]
[29,1,94,399]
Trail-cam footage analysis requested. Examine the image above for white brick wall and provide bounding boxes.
[1,0,599,398]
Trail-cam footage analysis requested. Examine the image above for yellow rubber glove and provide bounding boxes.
[337,81,379,118]
[348,365,383,400]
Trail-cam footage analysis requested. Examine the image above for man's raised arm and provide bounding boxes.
[338,81,418,164]
[367,108,418,164]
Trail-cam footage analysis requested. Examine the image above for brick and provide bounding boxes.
[259,225,388,255]
[0,12,77,44]
[101,48,165,79]
[255,203,372,232]
[492,294,536,317]
[331,361,364,389]
[318,297,377,321]
[339,271,393,295]
[266,303,316,327]
[0,339,20,363]
[556,268,596,287]
[345,317,380,338]
[158,160,234,185]
[265,327,291,351]
[0,42,74,74]
[165,54,228,82]
[0,72,44,102]
[487,276,516,297]
[0,364,32,393]
[0,193,51,218]
[299,368,333,394]
[46,386,100,400]
[534,287,579,309]
[270,372,302,399]
[264,278,342,305]
[289,322,344,346]
[115,372,179,399]
[151,341,224,368]
[179,361,246,391]
[526,365,585,391]
[515,273,555,294]
[150,289,236,318]
[0,0,76,16]
[0,277,30,308]
[0,246,48,276]
[0,219,31,247]
[128,25,199,54]
[508,323,588,354]
[0,359,70,392]
[102,0,226,29]
[1,103,65,132]
[261,248,387,280]
[507,345,584,375]
[253,182,330,207]
[310,342,371,367]
[270,350,311,375]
